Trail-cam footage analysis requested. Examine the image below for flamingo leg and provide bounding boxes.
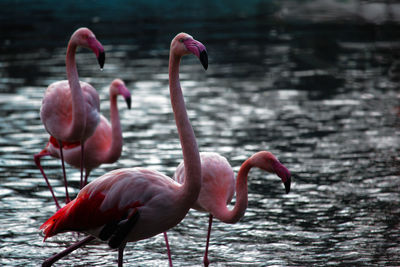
[163,232,173,267]
[80,142,85,189]
[83,168,90,188]
[42,235,95,267]
[118,243,126,267]
[34,151,61,210]
[203,214,213,267]
[57,140,70,203]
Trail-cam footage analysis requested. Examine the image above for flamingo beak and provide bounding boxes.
[87,36,105,69]
[199,50,208,70]
[284,177,291,194]
[117,83,131,109]
[98,51,105,69]
[183,38,208,70]
[272,160,291,194]
[125,96,131,110]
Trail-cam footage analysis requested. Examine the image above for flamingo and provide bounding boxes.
[164,151,291,266]
[35,79,132,209]
[37,27,105,204]
[39,32,208,267]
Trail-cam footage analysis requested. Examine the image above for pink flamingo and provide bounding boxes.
[39,32,208,267]
[37,27,105,204]
[165,151,291,266]
[35,79,132,209]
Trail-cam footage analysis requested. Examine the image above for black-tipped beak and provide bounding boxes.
[98,51,105,69]
[199,50,208,70]
[284,177,291,194]
[125,96,131,110]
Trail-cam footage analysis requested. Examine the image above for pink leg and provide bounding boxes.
[118,243,126,267]
[34,151,61,210]
[163,232,173,267]
[203,214,213,267]
[42,235,95,267]
[57,140,70,203]
[83,168,91,188]
[80,142,85,189]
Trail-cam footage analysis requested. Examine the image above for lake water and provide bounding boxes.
[0,1,399,266]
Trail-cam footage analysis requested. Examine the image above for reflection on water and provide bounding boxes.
[1,0,400,266]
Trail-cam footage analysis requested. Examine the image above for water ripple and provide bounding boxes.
[0,6,400,266]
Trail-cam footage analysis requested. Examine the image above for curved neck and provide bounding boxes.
[214,159,252,223]
[65,40,86,141]
[169,53,201,210]
[104,93,123,163]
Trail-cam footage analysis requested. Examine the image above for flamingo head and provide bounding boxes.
[72,27,105,69]
[110,79,131,109]
[171,32,208,70]
[251,151,291,194]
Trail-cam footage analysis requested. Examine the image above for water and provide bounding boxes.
[1,0,400,266]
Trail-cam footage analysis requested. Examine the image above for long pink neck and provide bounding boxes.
[104,91,123,163]
[214,159,253,223]
[169,53,201,210]
[65,38,86,141]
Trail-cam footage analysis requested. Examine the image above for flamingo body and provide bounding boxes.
[41,80,100,143]
[41,168,189,242]
[174,152,235,213]
[43,114,112,171]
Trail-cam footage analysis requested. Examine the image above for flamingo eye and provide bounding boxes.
[179,38,185,43]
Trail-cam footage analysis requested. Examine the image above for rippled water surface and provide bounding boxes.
[1,1,400,266]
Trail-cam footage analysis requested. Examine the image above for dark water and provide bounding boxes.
[1,0,400,266]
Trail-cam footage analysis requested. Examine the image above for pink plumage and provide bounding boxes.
[36,27,105,204]
[39,32,208,267]
[40,80,100,143]
[36,79,131,209]
[168,151,291,266]
[174,152,235,213]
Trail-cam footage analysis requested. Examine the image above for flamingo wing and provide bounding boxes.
[40,81,73,138]
[40,80,100,142]
[40,168,179,241]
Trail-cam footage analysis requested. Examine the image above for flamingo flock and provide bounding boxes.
[36,28,292,266]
